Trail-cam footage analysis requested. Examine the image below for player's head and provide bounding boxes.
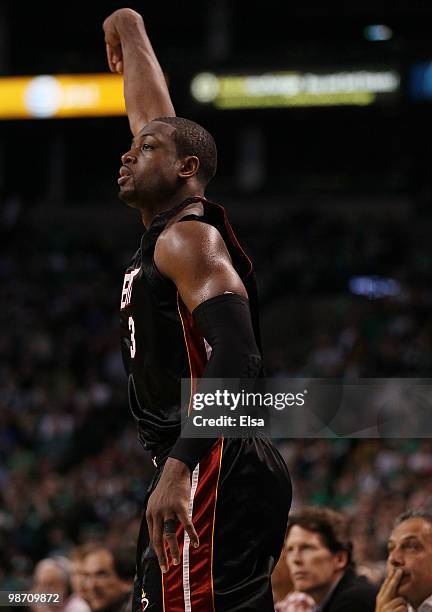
[118,117,217,208]
[81,543,134,611]
[387,509,432,609]
[284,507,353,603]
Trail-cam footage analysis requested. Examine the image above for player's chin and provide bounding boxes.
[118,187,137,207]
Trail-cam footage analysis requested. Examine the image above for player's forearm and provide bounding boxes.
[116,14,175,135]
[169,294,263,471]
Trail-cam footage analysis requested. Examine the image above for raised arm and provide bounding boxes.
[103,8,175,135]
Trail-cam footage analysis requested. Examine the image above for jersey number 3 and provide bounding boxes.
[128,316,136,358]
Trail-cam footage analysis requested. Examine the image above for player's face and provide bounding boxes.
[82,550,130,611]
[118,121,181,207]
[285,526,347,601]
[387,518,432,608]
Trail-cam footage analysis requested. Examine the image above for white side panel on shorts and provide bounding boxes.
[183,464,200,611]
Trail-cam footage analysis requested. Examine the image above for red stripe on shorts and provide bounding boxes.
[162,439,223,611]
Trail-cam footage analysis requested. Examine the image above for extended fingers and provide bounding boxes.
[177,508,199,549]
[379,568,403,602]
[147,511,181,572]
[164,518,180,566]
[387,568,403,600]
[152,514,168,573]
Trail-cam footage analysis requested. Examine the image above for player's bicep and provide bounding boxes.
[155,222,247,313]
[176,257,247,313]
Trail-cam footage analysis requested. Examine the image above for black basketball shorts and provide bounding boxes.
[133,436,292,612]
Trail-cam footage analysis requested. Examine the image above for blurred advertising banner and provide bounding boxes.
[0,67,402,119]
[191,68,401,109]
[0,74,125,119]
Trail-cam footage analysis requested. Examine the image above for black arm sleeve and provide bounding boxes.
[168,293,263,471]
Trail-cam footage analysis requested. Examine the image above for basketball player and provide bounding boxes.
[103,9,292,611]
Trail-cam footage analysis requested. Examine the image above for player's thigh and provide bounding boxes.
[213,437,292,610]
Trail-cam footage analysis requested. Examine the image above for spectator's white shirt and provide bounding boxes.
[275,591,315,611]
[63,596,91,612]
[408,594,432,612]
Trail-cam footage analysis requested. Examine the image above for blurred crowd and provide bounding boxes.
[2,196,432,595]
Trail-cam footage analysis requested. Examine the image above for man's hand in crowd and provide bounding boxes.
[375,568,408,612]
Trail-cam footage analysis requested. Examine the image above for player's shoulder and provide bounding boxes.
[157,215,225,256]
[154,214,231,280]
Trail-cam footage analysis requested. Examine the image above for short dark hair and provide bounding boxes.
[69,542,101,562]
[394,508,432,529]
[109,543,136,582]
[82,543,136,582]
[153,116,217,187]
[286,507,353,568]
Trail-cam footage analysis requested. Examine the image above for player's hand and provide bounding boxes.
[103,13,123,74]
[146,458,199,573]
[102,9,144,74]
[375,568,408,612]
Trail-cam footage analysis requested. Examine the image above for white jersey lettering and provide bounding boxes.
[120,268,140,309]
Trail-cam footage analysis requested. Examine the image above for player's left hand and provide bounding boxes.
[146,458,199,573]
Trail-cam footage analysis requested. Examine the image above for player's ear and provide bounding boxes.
[179,155,200,179]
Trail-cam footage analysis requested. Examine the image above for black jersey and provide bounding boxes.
[119,196,261,454]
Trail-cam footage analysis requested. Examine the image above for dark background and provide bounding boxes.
[0,0,431,201]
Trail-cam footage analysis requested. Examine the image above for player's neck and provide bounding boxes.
[140,187,204,228]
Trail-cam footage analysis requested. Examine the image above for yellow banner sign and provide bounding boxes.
[0,74,126,119]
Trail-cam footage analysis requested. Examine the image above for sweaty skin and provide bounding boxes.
[155,220,247,312]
